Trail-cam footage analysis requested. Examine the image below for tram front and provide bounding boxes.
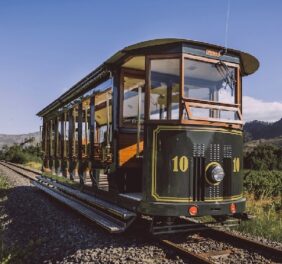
[139,51,255,220]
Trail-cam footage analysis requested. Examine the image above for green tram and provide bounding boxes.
[37,39,259,233]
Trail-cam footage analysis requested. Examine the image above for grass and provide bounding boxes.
[0,174,11,263]
[24,161,42,171]
[0,176,9,199]
[42,172,81,189]
[235,193,282,242]
[21,162,81,189]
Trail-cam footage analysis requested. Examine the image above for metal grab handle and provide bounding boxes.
[106,91,110,148]
[106,91,112,159]
[136,86,143,158]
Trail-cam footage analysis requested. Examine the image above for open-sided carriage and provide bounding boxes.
[37,38,259,233]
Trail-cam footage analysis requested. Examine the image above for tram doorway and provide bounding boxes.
[117,68,145,194]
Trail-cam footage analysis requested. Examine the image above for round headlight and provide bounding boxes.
[206,163,225,185]
[211,165,225,183]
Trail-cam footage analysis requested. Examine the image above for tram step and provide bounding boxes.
[37,176,136,220]
[33,180,129,233]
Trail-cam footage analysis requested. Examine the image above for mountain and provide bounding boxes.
[0,132,41,149]
[244,136,282,153]
[243,118,282,153]
[244,118,282,141]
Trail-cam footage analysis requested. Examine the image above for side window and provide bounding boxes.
[73,107,78,157]
[56,116,61,157]
[64,112,69,157]
[149,58,180,120]
[95,89,112,144]
[51,119,55,156]
[94,88,112,163]
[122,74,145,127]
[81,100,90,157]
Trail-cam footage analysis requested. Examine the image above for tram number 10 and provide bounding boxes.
[172,156,189,172]
[233,157,240,173]
[172,156,240,173]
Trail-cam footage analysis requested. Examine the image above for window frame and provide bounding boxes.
[145,54,182,123]
[181,53,242,125]
[120,67,146,128]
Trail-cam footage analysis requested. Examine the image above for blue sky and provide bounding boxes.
[0,0,282,134]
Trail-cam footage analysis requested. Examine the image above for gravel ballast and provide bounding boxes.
[0,163,281,263]
[0,164,185,264]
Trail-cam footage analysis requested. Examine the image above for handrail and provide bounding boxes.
[136,86,143,158]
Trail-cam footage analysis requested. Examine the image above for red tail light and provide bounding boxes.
[189,205,198,216]
[230,203,237,214]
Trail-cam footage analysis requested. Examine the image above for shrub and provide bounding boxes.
[244,170,282,199]
[0,144,42,165]
[9,151,29,164]
[244,144,282,170]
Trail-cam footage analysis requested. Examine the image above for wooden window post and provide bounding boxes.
[89,96,97,188]
[78,103,84,184]
[68,109,74,180]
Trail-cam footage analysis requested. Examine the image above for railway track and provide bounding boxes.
[0,160,39,180]
[1,161,282,263]
[159,228,282,263]
[0,161,137,233]
[159,231,282,263]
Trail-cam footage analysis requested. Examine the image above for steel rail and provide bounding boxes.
[158,229,282,264]
[159,238,213,264]
[0,161,136,233]
[4,161,41,174]
[1,161,282,263]
[0,161,38,181]
[206,229,282,262]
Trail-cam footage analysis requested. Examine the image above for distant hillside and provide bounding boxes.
[244,136,282,153]
[244,118,282,141]
[0,132,41,149]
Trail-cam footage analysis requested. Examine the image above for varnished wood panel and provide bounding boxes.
[118,133,143,167]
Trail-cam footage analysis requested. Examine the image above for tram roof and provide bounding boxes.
[37,38,259,117]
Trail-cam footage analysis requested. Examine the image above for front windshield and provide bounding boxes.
[184,59,236,104]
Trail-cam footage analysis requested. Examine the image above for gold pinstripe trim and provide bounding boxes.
[151,125,242,202]
[204,193,243,202]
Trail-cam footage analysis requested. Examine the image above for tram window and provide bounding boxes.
[94,88,113,162]
[51,120,55,156]
[189,107,240,121]
[81,100,90,156]
[190,107,210,118]
[64,116,69,157]
[149,59,180,120]
[74,108,79,157]
[57,117,61,157]
[220,110,240,120]
[122,75,145,126]
[184,59,236,104]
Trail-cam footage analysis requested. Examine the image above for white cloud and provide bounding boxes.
[243,96,282,122]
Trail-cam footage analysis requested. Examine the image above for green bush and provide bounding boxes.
[9,151,29,164]
[244,144,282,170]
[244,170,282,199]
[0,144,41,165]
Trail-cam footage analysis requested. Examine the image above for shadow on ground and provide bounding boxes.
[1,185,167,264]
